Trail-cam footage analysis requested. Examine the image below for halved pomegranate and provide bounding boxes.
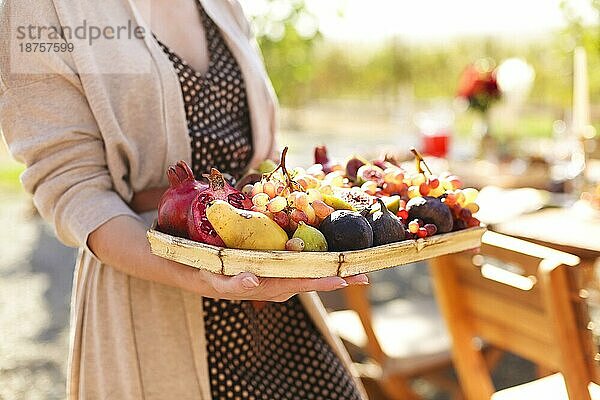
[157,161,207,238]
[188,168,252,246]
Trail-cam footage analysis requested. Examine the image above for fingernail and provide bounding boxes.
[338,281,349,288]
[242,276,259,289]
[356,276,369,285]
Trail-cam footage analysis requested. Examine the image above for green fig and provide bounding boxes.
[292,222,328,252]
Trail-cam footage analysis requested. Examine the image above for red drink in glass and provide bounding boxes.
[422,129,450,158]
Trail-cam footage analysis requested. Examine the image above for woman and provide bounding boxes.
[0,0,369,399]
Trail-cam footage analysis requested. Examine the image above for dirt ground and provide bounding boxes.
[0,191,76,400]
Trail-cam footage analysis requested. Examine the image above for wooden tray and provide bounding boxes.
[147,226,486,278]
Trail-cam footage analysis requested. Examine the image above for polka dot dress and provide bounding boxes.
[156,3,253,180]
[156,4,362,400]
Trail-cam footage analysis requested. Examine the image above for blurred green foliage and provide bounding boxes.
[252,0,600,112]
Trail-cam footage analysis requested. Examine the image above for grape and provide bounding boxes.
[318,185,334,195]
[272,211,290,230]
[294,192,309,210]
[251,205,266,213]
[290,209,309,224]
[467,217,481,228]
[396,208,409,220]
[312,200,334,219]
[459,208,472,220]
[297,177,309,190]
[412,173,426,186]
[448,176,463,190]
[462,188,479,204]
[429,185,445,198]
[419,182,430,196]
[275,183,286,196]
[455,190,466,206]
[267,196,288,213]
[288,219,299,233]
[241,184,254,196]
[407,185,421,199]
[465,202,479,214]
[285,238,305,252]
[304,175,319,189]
[417,227,428,238]
[382,182,399,195]
[304,204,317,224]
[393,171,405,184]
[444,192,457,206]
[306,188,322,203]
[263,181,276,198]
[441,178,454,191]
[408,220,420,234]
[424,223,437,236]
[287,192,299,207]
[252,192,270,207]
[293,167,307,176]
[251,182,264,196]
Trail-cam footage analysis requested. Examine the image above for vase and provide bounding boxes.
[473,112,497,161]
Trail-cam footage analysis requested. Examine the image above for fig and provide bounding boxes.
[346,157,365,182]
[361,198,406,246]
[293,222,328,252]
[406,196,453,233]
[235,173,262,191]
[335,187,375,211]
[356,165,385,186]
[319,210,373,251]
[371,159,388,170]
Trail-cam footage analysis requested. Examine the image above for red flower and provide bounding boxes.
[457,62,501,113]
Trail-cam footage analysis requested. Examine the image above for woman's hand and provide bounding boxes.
[189,270,369,302]
[88,215,368,301]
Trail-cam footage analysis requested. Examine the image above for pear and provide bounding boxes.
[206,200,288,250]
[292,222,328,252]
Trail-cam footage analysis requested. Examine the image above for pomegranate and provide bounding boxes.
[157,160,207,238]
[188,168,252,246]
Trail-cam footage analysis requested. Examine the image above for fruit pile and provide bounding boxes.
[157,146,481,252]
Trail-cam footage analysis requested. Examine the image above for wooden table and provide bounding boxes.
[493,206,600,261]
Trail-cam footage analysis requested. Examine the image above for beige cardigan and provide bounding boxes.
[0,0,366,398]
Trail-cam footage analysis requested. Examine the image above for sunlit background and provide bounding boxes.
[1,1,599,399]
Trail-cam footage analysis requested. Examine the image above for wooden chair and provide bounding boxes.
[430,230,600,399]
[326,279,464,399]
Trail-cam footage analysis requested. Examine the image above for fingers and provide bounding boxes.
[343,274,369,286]
[209,271,260,295]
[205,271,369,302]
[270,276,348,294]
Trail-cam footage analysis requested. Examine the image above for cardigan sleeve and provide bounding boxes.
[0,75,141,256]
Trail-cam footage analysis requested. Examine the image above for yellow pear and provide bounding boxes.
[205,200,288,250]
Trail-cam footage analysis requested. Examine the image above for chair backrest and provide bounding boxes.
[430,231,597,400]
